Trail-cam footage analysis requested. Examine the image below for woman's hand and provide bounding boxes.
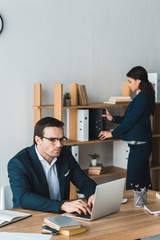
[102,108,113,122]
[98,131,112,140]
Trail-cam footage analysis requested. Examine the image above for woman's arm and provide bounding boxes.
[102,108,124,123]
[112,92,148,138]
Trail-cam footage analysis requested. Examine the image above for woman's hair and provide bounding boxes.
[34,117,64,144]
[126,66,155,115]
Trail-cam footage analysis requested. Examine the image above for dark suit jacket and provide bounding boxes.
[111,91,152,142]
[8,145,96,213]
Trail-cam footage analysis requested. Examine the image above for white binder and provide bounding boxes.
[77,109,89,141]
[148,73,160,102]
[71,145,79,163]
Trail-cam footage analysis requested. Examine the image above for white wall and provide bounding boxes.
[0,0,160,188]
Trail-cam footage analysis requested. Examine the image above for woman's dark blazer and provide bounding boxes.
[8,145,96,213]
[111,91,152,142]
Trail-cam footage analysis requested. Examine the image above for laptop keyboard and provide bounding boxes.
[72,212,91,219]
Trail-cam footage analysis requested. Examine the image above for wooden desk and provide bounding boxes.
[1,191,160,240]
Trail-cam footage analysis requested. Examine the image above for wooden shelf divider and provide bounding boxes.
[33,84,42,127]
[54,84,63,121]
[69,83,78,140]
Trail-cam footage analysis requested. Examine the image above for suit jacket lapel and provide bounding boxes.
[29,145,50,197]
[56,156,65,200]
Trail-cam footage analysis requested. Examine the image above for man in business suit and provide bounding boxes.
[8,117,96,214]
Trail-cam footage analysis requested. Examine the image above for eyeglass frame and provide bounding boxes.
[42,136,68,144]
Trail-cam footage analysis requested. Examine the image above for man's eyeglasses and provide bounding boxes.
[42,136,68,144]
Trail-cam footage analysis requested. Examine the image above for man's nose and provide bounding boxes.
[55,139,62,147]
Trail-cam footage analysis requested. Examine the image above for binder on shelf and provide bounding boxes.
[89,109,106,140]
[77,109,89,141]
[148,73,160,102]
[63,109,69,138]
[71,145,79,163]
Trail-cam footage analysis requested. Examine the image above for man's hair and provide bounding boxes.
[34,117,64,144]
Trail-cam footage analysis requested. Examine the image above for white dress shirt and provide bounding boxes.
[35,146,61,200]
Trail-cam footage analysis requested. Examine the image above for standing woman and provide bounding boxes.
[99,66,155,190]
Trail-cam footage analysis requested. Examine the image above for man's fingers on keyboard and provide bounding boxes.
[77,200,88,208]
[87,206,92,215]
[77,199,88,206]
[77,205,88,215]
[75,208,82,215]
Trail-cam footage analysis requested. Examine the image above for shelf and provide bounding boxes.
[33,102,130,110]
[64,135,160,146]
[83,166,126,179]
[33,105,54,109]
[152,134,160,138]
[151,166,160,170]
[64,138,120,146]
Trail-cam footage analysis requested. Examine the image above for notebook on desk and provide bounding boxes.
[63,178,125,221]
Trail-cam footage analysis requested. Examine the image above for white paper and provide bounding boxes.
[154,213,160,216]
[0,232,51,240]
[156,192,160,200]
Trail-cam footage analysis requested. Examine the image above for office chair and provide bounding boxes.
[0,185,13,209]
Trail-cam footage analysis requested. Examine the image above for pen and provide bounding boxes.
[146,184,151,191]
[42,225,58,235]
[131,183,152,191]
[135,184,141,191]
[130,183,141,191]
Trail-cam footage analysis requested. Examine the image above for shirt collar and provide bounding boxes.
[35,145,57,166]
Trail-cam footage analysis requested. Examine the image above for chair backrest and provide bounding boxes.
[0,185,13,209]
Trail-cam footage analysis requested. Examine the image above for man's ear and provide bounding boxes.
[35,136,42,145]
[137,79,141,84]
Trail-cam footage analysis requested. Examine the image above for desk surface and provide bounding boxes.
[0,190,160,240]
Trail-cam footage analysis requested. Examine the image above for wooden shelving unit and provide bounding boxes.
[151,103,160,190]
[33,84,160,195]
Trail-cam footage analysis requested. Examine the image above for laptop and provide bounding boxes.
[63,178,125,221]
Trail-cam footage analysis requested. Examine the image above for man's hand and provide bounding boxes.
[60,199,92,215]
[88,194,95,209]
